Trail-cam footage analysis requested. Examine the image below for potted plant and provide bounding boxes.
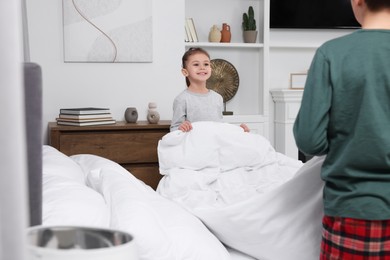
[242,6,257,43]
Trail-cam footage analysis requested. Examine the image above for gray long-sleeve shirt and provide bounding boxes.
[170,89,223,131]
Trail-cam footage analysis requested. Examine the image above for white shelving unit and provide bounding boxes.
[184,0,270,136]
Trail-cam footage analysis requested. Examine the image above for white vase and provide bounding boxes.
[208,25,221,42]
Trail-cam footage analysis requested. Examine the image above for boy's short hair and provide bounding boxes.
[365,0,390,11]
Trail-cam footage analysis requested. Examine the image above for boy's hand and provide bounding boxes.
[240,123,250,132]
[179,121,193,132]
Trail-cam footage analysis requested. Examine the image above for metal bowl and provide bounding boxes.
[27,226,138,260]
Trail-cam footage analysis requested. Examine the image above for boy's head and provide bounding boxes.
[351,0,390,27]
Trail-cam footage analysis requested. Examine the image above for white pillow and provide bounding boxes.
[42,174,110,228]
[71,154,231,260]
[42,145,110,227]
[42,145,85,184]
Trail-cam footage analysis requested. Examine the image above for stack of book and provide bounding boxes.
[56,107,116,126]
[185,18,198,42]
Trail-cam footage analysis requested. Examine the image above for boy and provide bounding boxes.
[293,0,390,258]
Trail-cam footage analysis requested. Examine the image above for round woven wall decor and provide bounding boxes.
[206,59,239,103]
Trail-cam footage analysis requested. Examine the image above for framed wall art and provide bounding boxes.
[290,72,308,89]
[63,0,153,63]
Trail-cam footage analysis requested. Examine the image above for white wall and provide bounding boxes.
[26,0,355,146]
[269,29,354,90]
[26,0,185,143]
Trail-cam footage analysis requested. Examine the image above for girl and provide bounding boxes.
[171,47,249,132]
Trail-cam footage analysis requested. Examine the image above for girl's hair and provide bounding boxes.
[182,48,210,87]
[365,0,390,11]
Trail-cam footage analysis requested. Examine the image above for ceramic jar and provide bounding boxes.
[124,107,138,123]
[220,23,231,43]
[209,25,222,42]
[147,102,160,124]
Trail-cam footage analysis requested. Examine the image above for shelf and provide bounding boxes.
[270,43,320,49]
[185,42,264,49]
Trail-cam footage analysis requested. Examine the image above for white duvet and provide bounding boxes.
[157,122,325,260]
[42,145,233,260]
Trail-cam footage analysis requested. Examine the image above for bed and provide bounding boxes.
[27,62,324,260]
[41,121,325,260]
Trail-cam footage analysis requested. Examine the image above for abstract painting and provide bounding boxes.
[63,0,152,63]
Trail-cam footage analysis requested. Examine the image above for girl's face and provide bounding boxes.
[182,53,211,85]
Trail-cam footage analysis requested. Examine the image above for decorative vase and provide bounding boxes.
[209,25,222,42]
[220,23,231,43]
[243,30,258,43]
[124,107,138,123]
[147,102,160,124]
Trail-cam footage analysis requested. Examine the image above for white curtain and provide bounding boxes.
[0,0,29,259]
[22,0,30,62]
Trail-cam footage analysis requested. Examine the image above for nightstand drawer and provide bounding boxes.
[58,131,165,164]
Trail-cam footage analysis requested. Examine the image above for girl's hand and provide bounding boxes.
[179,121,193,132]
[240,123,250,132]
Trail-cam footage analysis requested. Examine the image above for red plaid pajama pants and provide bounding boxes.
[321,216,390,259]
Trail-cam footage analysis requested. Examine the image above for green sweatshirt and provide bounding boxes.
[294,30,390,220]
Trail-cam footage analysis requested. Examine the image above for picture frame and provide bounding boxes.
[62,0,153,63]
[290,72,307,89]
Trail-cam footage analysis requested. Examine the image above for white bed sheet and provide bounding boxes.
[72,154,231,260]
[42,145,255,260]
[157,122,325,260]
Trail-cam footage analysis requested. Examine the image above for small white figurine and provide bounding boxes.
[147,102,160,124]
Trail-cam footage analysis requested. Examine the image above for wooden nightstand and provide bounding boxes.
[48,120,171,190]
